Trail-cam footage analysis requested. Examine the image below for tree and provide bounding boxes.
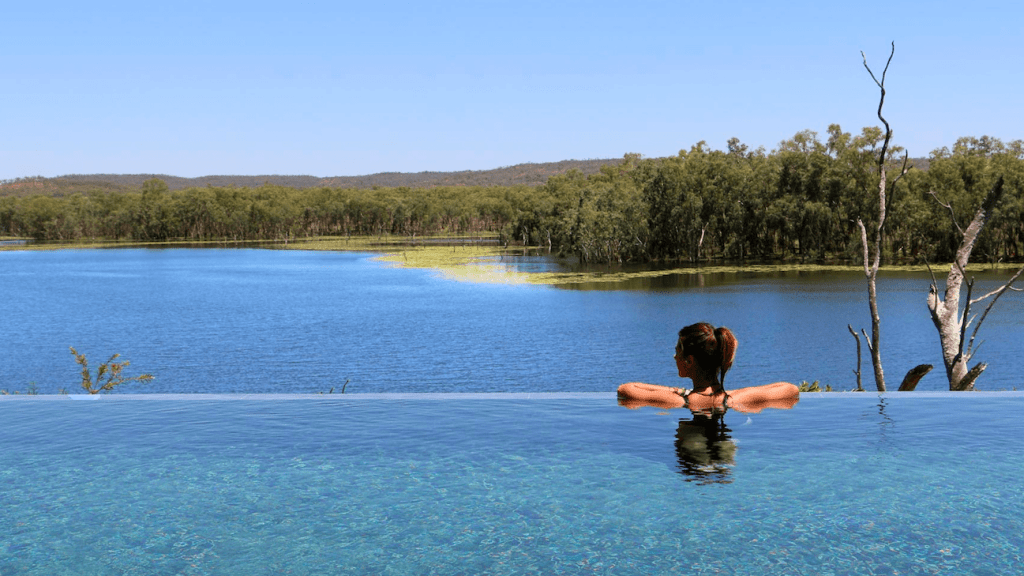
[855,42,910,392]
[926,175,1024,390]
[139,178,171,240]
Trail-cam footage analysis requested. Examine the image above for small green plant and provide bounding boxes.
[70,347,154,394]
[798,380,833,392]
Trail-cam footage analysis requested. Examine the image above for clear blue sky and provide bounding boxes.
[3,0,1021,179]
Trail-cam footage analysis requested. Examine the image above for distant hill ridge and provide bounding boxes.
[2,156,933,197]
[3,159,618,196]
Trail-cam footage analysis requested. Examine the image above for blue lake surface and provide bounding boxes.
[2,394,1023,575]
[3,250,1024,573]
[1,248,1022,393]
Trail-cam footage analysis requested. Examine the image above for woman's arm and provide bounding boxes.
[617,381,800,412]
[616,382,687,410]
[725,382,800,413]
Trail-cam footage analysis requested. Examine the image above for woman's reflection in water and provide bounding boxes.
[674,409,736,484]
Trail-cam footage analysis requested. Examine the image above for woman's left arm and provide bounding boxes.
[726,382,800,413]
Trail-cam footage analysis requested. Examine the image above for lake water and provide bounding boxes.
[3,249,1024,575]
[1,248,1022,393]
[2,393,1023,575]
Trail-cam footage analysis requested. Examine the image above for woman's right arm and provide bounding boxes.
[617,382,687,410]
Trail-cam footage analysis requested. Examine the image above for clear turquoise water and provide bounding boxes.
[3,394,1023,575]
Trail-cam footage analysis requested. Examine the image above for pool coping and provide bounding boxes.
[2,391,1024,401]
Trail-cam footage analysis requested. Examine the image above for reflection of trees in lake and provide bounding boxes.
[674,411,736,484]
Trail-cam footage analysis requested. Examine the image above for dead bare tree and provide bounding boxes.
[898,364,933,391]
[926,176,1024,390]
[856,42,910,391]
[847,324,864,391]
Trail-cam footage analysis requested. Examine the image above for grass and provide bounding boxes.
[280,235,887,286]
[6,233,1023,287]
[348,248,1019,287]
[280,235,1024,286]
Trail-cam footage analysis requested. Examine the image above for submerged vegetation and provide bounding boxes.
[2,131,1022,269]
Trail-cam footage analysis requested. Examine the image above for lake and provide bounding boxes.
[1,248,1021,393]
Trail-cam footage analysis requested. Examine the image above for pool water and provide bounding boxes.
[2,393,1023,575]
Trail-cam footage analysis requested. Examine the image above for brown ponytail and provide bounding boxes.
[714,326,737,387]
[678,323,738,388]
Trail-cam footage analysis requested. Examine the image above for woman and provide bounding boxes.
[617,322,799,413]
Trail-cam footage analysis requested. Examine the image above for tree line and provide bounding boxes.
[2,127,1021,265]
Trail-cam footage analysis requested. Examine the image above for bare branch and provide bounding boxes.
[925,260,938,290]
[892,151,911,187]
[848,324,863,391]
[957,277,974,361]
[862,42,895,168]
[965,312,977,333]
[875,169,887,259]
[928,190,964,235]
[971,340,985,358]
[885,151,911,216]
[861,328,872,353]
[956,177,1006,272]
[955,362,988,392]
[860,51,883,88]
[970,267,1024,305]
[857,219,870,276]
[966,265,1024,356]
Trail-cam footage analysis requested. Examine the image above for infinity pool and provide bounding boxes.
[2,393,1022,575]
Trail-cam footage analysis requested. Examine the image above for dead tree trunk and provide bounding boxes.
[927,176,1024,390]
[856,42,909,392]
[898,364,933,391]
[847,324,864,391]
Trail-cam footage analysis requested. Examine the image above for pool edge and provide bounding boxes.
[3,391,1024,401]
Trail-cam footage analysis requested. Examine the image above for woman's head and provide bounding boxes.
[675,322,737,387]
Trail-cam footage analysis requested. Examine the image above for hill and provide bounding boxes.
[0,159,618,197]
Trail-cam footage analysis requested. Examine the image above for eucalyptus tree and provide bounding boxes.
[737,147,778,259]
[585,161,649,263]
[139,178,174,240]
[824,124,893,259]
[176,187,225,239]
[643,143,720,262]
[774,130,836,259]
